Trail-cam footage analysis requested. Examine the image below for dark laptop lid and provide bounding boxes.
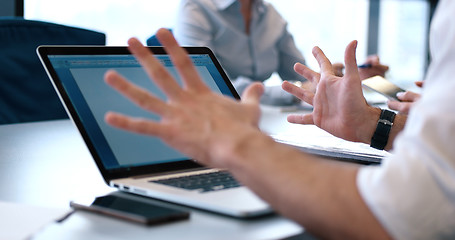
[37,46,239,183]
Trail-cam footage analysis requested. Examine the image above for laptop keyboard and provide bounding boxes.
[150,171,242,193]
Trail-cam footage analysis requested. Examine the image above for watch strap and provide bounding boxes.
[370,109,396,150]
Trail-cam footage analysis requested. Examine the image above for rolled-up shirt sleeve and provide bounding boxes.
[357,1,455,236]
[358,135,455,239]
[358,1,455,237]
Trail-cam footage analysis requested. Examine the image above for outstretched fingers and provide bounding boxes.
[156,28,209,92]
[104,70,168,116]
[127,37,183,100]
[282,81,314,105]
[105,112,166,136]
[312,46,334,76]
[294,62,320,85]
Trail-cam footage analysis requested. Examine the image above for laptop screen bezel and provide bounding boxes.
[37,45,240,184]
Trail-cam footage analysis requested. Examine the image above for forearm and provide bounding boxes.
[223,131,390,239]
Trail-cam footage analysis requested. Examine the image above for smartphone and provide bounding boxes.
[362,76,405,101]
[70,195,190,225]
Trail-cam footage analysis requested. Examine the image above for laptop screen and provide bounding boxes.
[39,46,238,179]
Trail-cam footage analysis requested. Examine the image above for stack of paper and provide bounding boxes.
[271,132,390,165]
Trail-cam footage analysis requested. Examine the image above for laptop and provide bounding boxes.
[37,45,272,218]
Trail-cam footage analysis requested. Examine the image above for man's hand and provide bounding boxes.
[332,55,389,80]
[358,55,389,80]
[388,91,421,114]
[282,41,381,144]
[388,81,422,114]
[104,28,264,168]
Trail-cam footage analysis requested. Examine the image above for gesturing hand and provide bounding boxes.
[104,29,264,168]
[282,41,380,143]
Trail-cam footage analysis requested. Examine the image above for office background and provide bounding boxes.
[1,0,438,88]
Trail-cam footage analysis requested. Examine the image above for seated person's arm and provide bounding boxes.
[275,23,307,82]
[358,55,389,80]
[104,31,391,239]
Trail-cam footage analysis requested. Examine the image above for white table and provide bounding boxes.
[0,119,112,208]
[0,114,309,240]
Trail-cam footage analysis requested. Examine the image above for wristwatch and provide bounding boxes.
[370,109,396,150]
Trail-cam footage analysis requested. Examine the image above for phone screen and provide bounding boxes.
[71,195,190,225]
[362,76,405,101]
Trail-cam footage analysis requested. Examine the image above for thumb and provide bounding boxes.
[344,40,360,81]
[241,82,264,105]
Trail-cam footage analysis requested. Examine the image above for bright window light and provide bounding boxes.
[25,0,429,86]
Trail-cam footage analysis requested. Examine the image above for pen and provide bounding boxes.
[358,63,372,68]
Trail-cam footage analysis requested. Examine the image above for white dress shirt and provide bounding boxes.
[174,0,306,105]
[357,0,455,239]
